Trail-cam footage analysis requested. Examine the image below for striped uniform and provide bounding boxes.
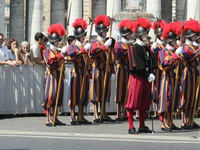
[43,48,64,109]
[90,39,114,103]
[158,47,180,113]
[114,41,129,104]
[67,43,89,107]
[152,43,165,104]
[179,43,200,110]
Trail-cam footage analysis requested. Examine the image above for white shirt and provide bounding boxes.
[0,45,9,61]
[30,43,42,61]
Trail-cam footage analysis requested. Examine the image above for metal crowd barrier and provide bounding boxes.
[0,64,116,115]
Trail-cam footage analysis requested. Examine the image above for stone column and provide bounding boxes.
[10,0,24,44]
[68,0,82,36]
[43,0,51,32]
[27,0,43,43]
[0,0,5,35]
[107,0,121,40]
[187,0,200,21]
[51,0,65,25]
[146,0,161,18]
[176,0,187,21]
[161,0,172,22]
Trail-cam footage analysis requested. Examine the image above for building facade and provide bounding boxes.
[0,0,199,44]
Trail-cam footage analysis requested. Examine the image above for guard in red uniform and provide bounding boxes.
[90,15,114,123]
[114,19,133,121]
[151,20,166,118]
[43,23,66,126]
[126,18,157,134]
[179,19,200,129]
[67,18,92,125]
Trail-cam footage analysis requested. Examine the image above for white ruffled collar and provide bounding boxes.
[75,40,83,46]
[50,43,57,50]
[121,37,129,44]
[157,38,164,44]
[166,43,174,51]
[97,35,105,42]
[136,39,144,46]
[185,39,193,45]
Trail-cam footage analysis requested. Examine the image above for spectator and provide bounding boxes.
[7,38,22,65]
[39,34,48,60]
[0,33,15,66]
[30,32,45,64]
[18,41,34,66]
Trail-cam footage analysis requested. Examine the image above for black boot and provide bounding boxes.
[138,126,152,133]
[128,127,138,134]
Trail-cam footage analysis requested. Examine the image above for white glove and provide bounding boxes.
[193,41,199,47]
[147,73,155,83]
[104,39,112,48]
[61,46,68,53]
[84,43,92,51]
[175,47,182,55]
[111,74,115,79]
[151,42,157,50]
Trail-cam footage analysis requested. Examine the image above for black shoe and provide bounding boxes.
[70,120,77,125]
[193,122,200,129]
[78,120,93,125]
[172,124,182,130]
[122,117,128,122]
[46,122,52,127]
[102,116,115,122]
[181,123,193,129]
[128,127,138,134]
[138,126,152,133]
[116,117,124,121]
[55,120,66,126]
[93,119,103,123]
[161,125,171,131]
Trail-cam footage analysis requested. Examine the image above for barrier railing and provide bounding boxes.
[0,64,116,114]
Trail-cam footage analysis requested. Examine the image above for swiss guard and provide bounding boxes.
[43,23,66,126]
[67,18,92,125]
[179,19,200,129]
[114,19,133,121]
[157,22,182,131]
[90,14,114,123]
[151,19,166,115]
[125,17,157,134]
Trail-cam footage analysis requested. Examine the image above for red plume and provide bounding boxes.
[174,21,182,36]
[132,17,152,34]
[184,19,200,33]
[72,18,87,30]
[48,23,66,36]
[119,19,133,30]
[94,14,110,27]
[162,22,178,40]
[152,20,166,30]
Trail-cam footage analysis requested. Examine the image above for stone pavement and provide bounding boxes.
[0,114,200,142]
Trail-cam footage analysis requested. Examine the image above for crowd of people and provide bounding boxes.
[0,14,200,134]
